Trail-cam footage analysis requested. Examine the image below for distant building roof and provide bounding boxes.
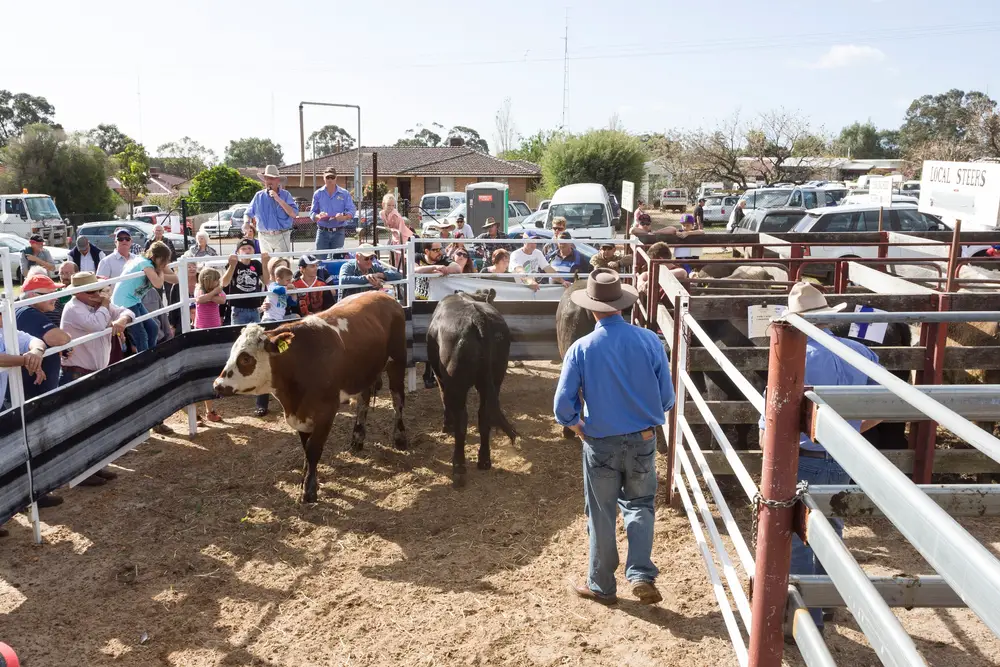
[279,146,541,178]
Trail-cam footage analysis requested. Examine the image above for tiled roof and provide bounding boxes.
[107,172,185,195]
[279,146,541,178]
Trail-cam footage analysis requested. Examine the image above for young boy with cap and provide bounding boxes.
[222,238,270,325]
[293,254,335,317]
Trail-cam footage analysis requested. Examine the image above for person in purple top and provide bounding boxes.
[310,168,357,252]
[246,165,299,253]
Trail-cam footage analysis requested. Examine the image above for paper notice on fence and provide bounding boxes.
[427,276,567,301]
[848,305,887,343]
[747,304,787,339]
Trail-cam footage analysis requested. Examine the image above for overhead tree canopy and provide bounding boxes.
[186,165,262,212]
[224,137,284,167]
[153,137,217,179]
[88,124,134,157]
[832,121,900,159]
[541,130,646,199]
[500,130,559,163]
[114,142,151,215]
[394,122,489,151]
[0,90,57,147]
[308,125,355,157]
[0,124,115,219]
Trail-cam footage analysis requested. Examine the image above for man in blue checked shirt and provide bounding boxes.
[553,268,675,608]
[246,165,300,253]
[758,282,883,634]
[311,168,357,251]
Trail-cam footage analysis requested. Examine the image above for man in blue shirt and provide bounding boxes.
[338,245,403,297]
[546,231,591,275]
[758,282,882,632]
[554,268,675,606]
[311,168,357,252]
[246,165,300,253]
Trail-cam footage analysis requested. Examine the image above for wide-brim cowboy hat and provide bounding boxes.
[571,268,639,313]
[262,164,281,179]
[787,281,847,315]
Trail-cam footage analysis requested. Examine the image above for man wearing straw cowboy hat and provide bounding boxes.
[246,165,300,253]
[758,282,883,632]
[554,268,675,606]
[310,167,357,252]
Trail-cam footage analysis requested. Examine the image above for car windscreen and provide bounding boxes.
[791,213,821,233]
[25,197,61,219]
[760,213,804,233]
[548,203,608,229]
[743,191,791,209]
[664,190,684,198]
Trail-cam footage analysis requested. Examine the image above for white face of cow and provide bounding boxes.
[214,324,275,396]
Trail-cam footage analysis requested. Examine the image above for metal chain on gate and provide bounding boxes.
[750,481,809,552]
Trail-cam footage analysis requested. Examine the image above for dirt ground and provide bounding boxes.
[1,362,999,666]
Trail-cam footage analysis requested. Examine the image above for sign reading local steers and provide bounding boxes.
[621,180,635,212]
[919,160,1000,230]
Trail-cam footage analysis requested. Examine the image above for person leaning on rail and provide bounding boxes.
[757,281,884,633]
[554,268,675,607]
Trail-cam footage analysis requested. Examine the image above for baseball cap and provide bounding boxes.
[76,236,90,248]
[354,245,377,258]
[237,238,256,250]
[114,227,132,239]
[22,273,59,293]
[29,234,44,243]
[298,253,320,267]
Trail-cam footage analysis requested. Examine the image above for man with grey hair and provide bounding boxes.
[69,236,103,273]
[246,165,299,253]
[144,223,177,261]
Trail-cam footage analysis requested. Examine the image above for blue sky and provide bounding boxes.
[3,0,998,162]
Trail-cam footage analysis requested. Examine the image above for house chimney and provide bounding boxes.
[448,137,465,147]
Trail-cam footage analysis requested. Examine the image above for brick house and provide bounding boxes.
[277,146,541,205]
[107,167,188,203]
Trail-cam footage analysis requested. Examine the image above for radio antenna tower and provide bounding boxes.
[561,9,569,131]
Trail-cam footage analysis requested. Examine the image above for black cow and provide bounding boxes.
[427,289,519,486]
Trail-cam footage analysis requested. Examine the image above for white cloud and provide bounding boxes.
[805,45,886,69]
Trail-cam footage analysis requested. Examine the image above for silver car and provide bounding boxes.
[702,195,740,223]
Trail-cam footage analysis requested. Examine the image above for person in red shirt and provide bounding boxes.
[294,254,335,316]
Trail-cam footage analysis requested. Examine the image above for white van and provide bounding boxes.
[545,183,615,239]
[418,192,466,225]
[0,193,68,245]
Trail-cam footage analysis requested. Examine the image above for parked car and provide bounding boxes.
[537,199,551,212]
[0,232,70,282]
[418,192,466,225]
[511,201,533,217]
[508,209,550,235]
[901,180,921,199]
[840,192,919,206]
[729,208,805,234]
[201,210,240,238]
[75,220,192,256]
[229,204,250,231]
[738,186,842,212]
[0,193,69,246]
[541,183,615,240]
[660,188,688,212]
[703,195,741,223]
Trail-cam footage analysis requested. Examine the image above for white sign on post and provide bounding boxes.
[869,176,893,206]
[848,305,887,344]
[919,160,1000,231]
[747,304,787,339]
[621,180,635,212]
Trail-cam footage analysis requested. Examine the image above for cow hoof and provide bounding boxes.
[393,434,409,451]
[300,491,318,504]
[452,474,466,488]
[477,459,492,471]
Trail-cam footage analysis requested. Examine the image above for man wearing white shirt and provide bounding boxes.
[69,236,103,274]
[96,228,135,278]
[455,214,474,239]
[509,233,568,290]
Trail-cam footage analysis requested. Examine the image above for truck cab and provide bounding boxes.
[0,194,68,246]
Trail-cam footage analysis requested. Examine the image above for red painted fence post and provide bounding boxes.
[749,320,807,667]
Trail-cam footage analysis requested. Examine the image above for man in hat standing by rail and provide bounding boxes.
[758,282,882,632]
[553,268,675,606]
[310,168,357,252]
[246,165,300,253]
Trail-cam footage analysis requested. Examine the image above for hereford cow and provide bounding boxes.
[213,291,408,503]
[427,289,518,486]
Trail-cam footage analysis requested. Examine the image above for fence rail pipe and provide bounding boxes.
[801,495,926,666]
[786,587,838,667]
[683,312,765,414]
[800,311,1000,324]
[749,321,806,667]
[791,574,962,608]
[809,395,1000,637]
[787,313,1000,466]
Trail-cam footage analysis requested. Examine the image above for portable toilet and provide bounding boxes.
[465,182,509,236]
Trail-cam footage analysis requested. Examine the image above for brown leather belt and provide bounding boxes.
[799,448,828,459]
[640,429,654,439]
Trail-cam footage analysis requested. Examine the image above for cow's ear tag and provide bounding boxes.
[277,339,290,354]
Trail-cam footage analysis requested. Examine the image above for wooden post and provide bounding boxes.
[666,294,682,505]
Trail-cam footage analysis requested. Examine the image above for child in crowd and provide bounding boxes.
[262,266,299,322]
[194,266,226,422]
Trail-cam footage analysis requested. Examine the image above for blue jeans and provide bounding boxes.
[126,302,158,352]
[791,453,850,629]
[582,429,659,597]
[230,307,270,411]
[315,227,345,252]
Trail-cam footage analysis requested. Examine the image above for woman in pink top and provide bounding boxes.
[194,266,226,421]
[381,193,414,269]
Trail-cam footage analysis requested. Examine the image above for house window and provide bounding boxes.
[440,177,455,192]
[424,177,441,193]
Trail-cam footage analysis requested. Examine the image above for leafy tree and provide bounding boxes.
[500,130,559,163]
[88,123,134,156]
[540,130,646,199]
[309,125,355,157]
[832,121,900,159]
[153,136,217,179]
[0,124,115,220]
[187,165,261,212]
[898,89,998,150]
[0,91,57,147]
[791,133,830,157]
[395,123,445,147]
[447,126,488,152]
[743,109,815,183]
[114,142,150,216]
[363,180,389,205]
[224,137,284,167]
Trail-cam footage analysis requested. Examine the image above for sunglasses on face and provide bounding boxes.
[117,237,131,242]
[456,252,469,258]
[429,247,442,252]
